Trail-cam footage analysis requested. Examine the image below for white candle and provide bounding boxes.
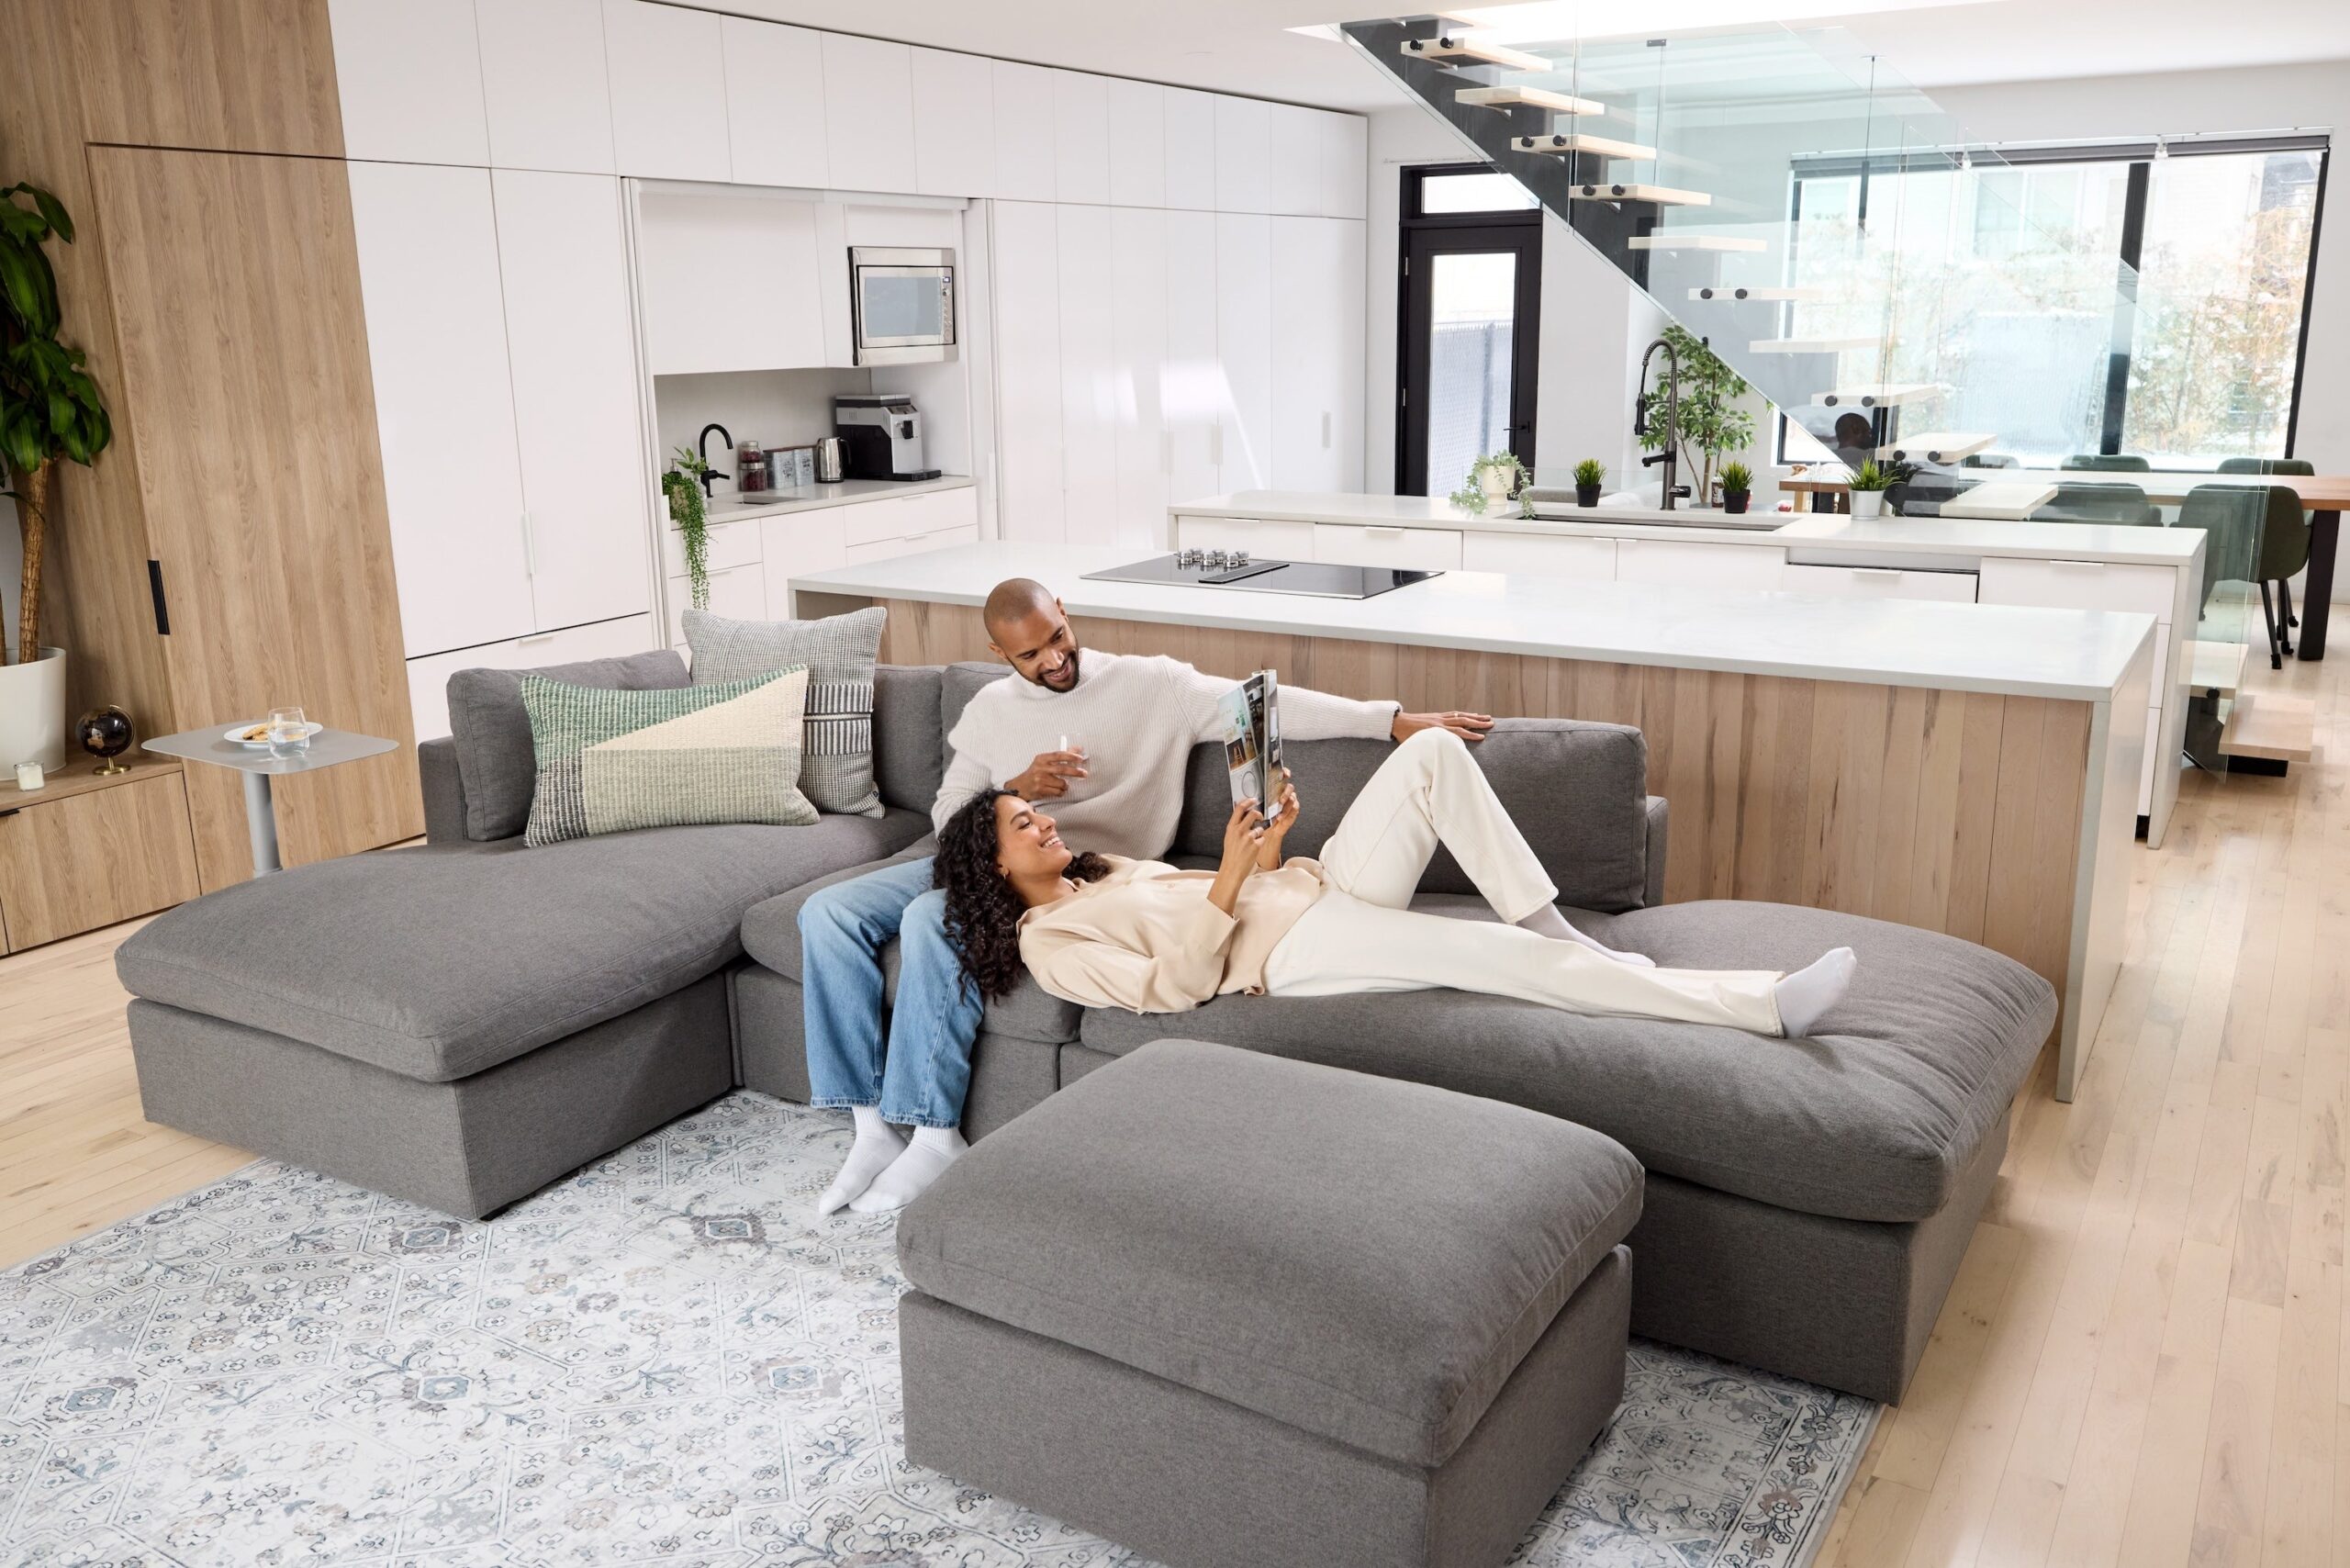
[14,761,44,790]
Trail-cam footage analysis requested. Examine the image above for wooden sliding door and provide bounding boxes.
[89,146,419,888]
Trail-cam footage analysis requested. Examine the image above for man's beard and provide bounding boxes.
[1035,645,1080,691]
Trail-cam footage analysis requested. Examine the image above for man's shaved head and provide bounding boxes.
[982,578,1081,692]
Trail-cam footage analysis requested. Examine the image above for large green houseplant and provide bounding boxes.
[1637,323,1755,505]
[1,181,110,770]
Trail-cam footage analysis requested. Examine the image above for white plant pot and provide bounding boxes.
[1480,469,1513,503]
[1849,490,1886,521]
[0,646,69,771]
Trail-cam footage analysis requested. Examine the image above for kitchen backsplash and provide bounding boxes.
[653,367,874,491]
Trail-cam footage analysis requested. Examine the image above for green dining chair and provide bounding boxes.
[2064,454,2152,472]
[2216,459,2315,634]
[2031,481,2160,526]
[2177,484,2308,667]
[1961,453,2017,468]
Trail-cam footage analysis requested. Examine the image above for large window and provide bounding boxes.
[1781,137,2326,466]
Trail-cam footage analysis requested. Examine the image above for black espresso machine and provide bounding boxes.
[834,394,941,482]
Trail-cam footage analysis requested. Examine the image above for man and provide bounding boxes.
[803,577,1494,1216]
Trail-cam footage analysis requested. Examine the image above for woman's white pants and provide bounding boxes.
[1261,729,1786,1035]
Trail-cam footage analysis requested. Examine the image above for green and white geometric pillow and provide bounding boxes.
[519,667,819,847]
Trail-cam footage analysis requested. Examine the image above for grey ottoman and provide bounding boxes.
[895,1038,1644,1568]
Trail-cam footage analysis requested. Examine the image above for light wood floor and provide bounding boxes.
[0,652,2339,1567]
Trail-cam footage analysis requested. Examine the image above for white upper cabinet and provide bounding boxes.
[330,0,489,165]
[476,0,614,173]
[604,0,729,181]
[1321,112,1368,218]
[723,18,829,188]
[1162,209,1220,503]
[992,62,1058,201]
[822,33,916,193]
[911,46,994,197]
[1162,88,1217,211]
[1266,104,1323,217]
[491,171,651,632]
[1214,95,1270,214]
[1104,78,1166,209]
[1270,216,1362,490]
[636,191,827,374]
[1214,212,1273,489]
[990,202,1067,543]
[1109,206,1169,547]
[347,162,532,657]
[1051,73,1113,207]
[1056,205,1118,545]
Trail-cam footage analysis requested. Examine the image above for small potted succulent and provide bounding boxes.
[1572,457,1606,508]
[1718,461,1753,515]
[1847,460,1896,520]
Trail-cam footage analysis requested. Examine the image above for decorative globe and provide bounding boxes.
[76,706,135,774]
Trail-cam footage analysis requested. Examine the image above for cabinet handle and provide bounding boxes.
[1162,431,1173,476]
[1852,567,1903,578]
[2051,559,2105,571]
[1322,411,1332,450]
[1209,423,1224,467]
[148,560,171,635]
[520,511,537,577]
[519,633,557,646]
[1368,526,1404,539]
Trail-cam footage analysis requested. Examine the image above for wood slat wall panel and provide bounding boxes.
[867,597,2090,1020]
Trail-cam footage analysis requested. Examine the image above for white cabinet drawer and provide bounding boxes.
[1781,563,1977,603]
[842,489,976,548]
[1978,556,2175,622]
[1615,539,1785,590]
[760,511,847,615]
[1174,515,1315,560]
[405,612,656,741]
[1312,523,1461,571]
[663,518,763,578]
[1462,532,1616,580]
[666,563,767,646]
[844,522,979,566]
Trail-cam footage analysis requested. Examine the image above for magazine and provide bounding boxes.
[1214,670,1284,822]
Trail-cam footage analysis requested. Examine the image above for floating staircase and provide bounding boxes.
[1571,181,1710,207]
[1514,132,1659,162]
[1879,431,1995,465]
[1400,34,1550,72]
[1749,335,1876,354]
[1457,84,1604,117]
[1690,286,1825,302]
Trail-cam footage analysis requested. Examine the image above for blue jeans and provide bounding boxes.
[800,856,984,1128]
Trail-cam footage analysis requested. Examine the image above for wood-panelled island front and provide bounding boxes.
[794,541,2156,1101]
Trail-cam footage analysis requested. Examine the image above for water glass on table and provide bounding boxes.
[266,705,310,759]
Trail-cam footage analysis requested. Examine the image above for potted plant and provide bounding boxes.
[1447,453,1525,516]
[1719,461,1753,515]
[1847,460,1896,520]
[1572,458,1606,508]
[1,182,112,772]
[660,446,713,610]
[1636,324,1757,506]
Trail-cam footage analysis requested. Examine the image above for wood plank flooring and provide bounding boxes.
[0,652,2340,1567]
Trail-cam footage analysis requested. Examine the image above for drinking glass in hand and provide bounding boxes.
[266,705,310,759]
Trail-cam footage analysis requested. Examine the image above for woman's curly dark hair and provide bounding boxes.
[934,789,1111,1002]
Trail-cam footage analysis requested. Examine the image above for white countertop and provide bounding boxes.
[701,473,974,525]
[1170,489,2207,567]
[792,541,2154,702]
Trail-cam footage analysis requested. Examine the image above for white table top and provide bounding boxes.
[145,725,398,776]
[793,541,2155,703]
[703,473,974,526]
[1169,489,2206,567]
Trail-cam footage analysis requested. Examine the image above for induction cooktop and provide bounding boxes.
[1081,552,1440,600]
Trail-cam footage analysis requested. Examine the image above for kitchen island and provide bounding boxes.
[791,540,2156,1100]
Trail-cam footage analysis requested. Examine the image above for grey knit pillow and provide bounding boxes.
[684,605,886,817]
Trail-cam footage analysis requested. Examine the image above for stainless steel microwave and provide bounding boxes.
[848,246,956,365]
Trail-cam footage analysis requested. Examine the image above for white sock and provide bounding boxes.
[816,1106,905,1217]
[1774,947,1857,1038]
[1516,902,1656,968]
[849,1126,969,1215]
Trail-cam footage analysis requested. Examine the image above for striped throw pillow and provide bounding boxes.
[520,667,818,846]
[683,606,886,817]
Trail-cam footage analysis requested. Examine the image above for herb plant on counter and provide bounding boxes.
[662,446,712,610]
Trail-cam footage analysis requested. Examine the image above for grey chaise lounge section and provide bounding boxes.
[899,1038,1642,1568]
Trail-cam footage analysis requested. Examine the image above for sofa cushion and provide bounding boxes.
[873,666,946,812]
[448,649,690,842]
[116,809,933,1084]
[685,604,888,817]
[1078,901,2054,1224]
[940,661,1005,759]
[1171,719,1653,913]
[897,1038,1643,1468]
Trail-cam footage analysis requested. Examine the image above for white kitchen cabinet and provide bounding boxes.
[912,46,993,197]
[348,162,532,659]
[1105,79,1167,208]
[604,0,729,181]
[841,487,978,547]
[1214,213,1272,490]
[1270,217,1363,491]
[1162,209,1221,505]
[666,563,767,647]
[844,526,979,566]
[1057,205,1120,545]
[761,510,847,614]
[1173,514,1315,561]
[1463,532,1617,580]
[330,0,489,166]
[991,202,1067,543]
[1052,73,1113,206]
[723,19,829,188]
[1615,539,1786,590]
[664,517,763,578]
[1977,557,2176,622]
[635,191,827,374]
[1162,87,1217,211]
[492,171,651,633]
[476,0,615,173]
[1214,95,1271,214]
[1321,113,1368,219]
[822,33,916,194]
[1314,523,1461,571]
[1111,207,1169,549]
[1781,563,1977,603]
[991,62,1058,201]
[1266,104,1324,217]
[406,612,655,742]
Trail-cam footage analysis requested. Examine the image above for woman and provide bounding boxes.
[936,727,1855,1036]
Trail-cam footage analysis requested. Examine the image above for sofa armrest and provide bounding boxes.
[420,736,469,846]
[1642,795,1669,909]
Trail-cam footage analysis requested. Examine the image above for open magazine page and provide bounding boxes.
[1216,672,1281,820]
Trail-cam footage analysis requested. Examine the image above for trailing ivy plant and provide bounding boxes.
[1447,452,1527,516]
[661,446,712,610]
[1637,323,1755,504]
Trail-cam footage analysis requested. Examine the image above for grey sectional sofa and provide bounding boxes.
[117,653,2053,1405]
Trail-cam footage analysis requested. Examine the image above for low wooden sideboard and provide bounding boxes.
[0,757,200,953]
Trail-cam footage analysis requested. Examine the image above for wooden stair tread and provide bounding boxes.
[1572,181,1710,207]
[1629,233,1766,252]
[1402,35,1550,73]
[1750,335,1876,354]
[1812,382,1942,408]
[1454,84,1603,116]
[1879,431,1995,463]
[1513,132,1657,161]
[2221,689,2315,762]
[1689,286,1824,302]
[2186,638,2248,697]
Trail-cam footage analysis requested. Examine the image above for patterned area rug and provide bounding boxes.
[0,1092,1876,1567]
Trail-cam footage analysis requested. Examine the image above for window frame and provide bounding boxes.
[1396,162,1544,495]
